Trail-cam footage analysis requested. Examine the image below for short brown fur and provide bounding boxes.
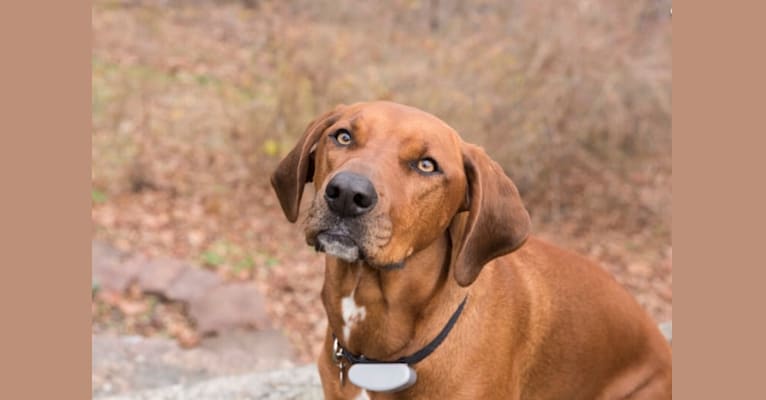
[272,101,671,399]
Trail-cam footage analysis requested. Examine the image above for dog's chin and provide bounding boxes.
[315,232,360,263]
[313,232,405,270]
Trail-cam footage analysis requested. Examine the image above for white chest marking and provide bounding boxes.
[355,390,370,400]
[341,289,366,343]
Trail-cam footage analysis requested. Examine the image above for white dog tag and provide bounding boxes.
[347,363,417,393]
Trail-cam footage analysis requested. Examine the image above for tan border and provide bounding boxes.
[3,0,763,398]
[675,1,766,398]
[0,1,90,398]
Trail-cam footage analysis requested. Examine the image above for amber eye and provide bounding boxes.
[333,129,353,146]
[416,158,437,173]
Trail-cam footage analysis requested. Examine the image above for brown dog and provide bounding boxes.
[271,102,672,399]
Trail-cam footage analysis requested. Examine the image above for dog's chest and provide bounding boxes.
[341,290,367,343]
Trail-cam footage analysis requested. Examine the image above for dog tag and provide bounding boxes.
[347,363,417,393]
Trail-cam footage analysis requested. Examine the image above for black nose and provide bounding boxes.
[324,172,378,218]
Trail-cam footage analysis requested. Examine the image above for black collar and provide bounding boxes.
[332,295,468,366]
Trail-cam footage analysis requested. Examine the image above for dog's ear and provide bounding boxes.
[271,106,344,222]
[451,143,531,286]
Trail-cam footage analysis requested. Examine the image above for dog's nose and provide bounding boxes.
[324,172,378,218]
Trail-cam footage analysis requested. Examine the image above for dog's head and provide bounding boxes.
[271,102,530,286]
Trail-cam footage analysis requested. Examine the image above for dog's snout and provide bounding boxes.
[324,172,378,218]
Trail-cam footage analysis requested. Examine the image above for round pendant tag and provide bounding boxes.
[347,363,417,393]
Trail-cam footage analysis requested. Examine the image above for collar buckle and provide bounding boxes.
[332,336,344,364]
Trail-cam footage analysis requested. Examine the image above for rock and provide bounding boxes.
[190,284,272,334]
[98,364,323,400]
[92,330,297,398]
[93,240,142,292]
[93,241,274,337]
[166,267,222,303]
[198,329,296,369]
[93,240,125,266]
[136,258,187,293]
[93,334,204,398]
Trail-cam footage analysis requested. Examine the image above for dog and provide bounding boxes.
[271,101,672,399]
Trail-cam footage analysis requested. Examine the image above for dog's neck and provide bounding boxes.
[321,232,465,361]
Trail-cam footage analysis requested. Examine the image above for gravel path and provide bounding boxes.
[93,330,297,398]
[99,365,323,400]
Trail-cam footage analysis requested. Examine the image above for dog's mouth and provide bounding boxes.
[315,231,361,263]
[314,230,405,270]
[306,204,398,267]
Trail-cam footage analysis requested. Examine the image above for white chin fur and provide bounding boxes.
[318,236,360,262]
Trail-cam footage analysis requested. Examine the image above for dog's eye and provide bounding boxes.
[332,129,353,146]
[416,158,438,174]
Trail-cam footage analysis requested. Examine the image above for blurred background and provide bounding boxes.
[92,0,671,397]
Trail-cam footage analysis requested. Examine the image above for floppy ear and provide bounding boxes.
[452,143,531,286]
[271,106,343,222]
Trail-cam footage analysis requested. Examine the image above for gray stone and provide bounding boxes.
[92,330,297,398]
[166,267,222,303]
[93,240,142,292]
[189,284,272,334]
[136,258,187,293]
[98,365,323,400]
[92,334,209,398]
[93,240,126,267]
[194,329,296,372]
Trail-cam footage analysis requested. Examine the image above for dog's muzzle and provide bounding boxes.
[315,172,379,262]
